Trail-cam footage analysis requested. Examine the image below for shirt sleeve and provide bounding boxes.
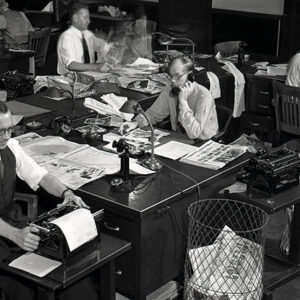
[8,139,48,191]
[178,85,215,139]
[58,33,79,68]
[135,86,171,127]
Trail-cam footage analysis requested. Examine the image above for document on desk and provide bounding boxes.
[9,253,61,277]
[154,141,198,160]
[50,208,98,251]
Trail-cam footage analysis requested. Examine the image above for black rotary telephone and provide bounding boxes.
[48,115,72,136]
[169,72,195,98]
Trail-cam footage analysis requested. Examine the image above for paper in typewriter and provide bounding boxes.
[50,208,98,252]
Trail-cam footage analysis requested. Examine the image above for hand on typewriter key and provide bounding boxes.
[14,226,41,252]
[58,189,89,209]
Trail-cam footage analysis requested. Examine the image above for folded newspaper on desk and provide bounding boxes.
[180,140,248,170]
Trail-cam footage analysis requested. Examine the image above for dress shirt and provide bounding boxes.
[6,139,47,191]
[286,53,300,87]
[135,81,219,140]
[57,26,106,75]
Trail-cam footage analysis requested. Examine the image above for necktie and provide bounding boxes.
[82,33,90,64]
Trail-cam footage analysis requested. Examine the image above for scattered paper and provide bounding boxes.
[252,61,269,68]
[50,208,98,252]
[13,132,42,146]
[219,181,247,194]
[9,252,61,277]
[154,141,198,160]
[129,57,159,67]
[267,66,287,76]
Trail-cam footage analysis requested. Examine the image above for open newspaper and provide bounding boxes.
[180,140,248,170]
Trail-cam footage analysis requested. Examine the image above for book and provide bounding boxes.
[180,140,248,170]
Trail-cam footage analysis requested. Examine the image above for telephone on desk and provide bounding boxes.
[48,115,72,136]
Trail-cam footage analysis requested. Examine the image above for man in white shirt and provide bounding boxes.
[120,56,219,140]
[286,52,300,87]
[57,2,111,75]
[0,102,99,300]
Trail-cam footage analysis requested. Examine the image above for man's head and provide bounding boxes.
[69,3,90,31]
[168,56,194,87]
[0,102,14,150]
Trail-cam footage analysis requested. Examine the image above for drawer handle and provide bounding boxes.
[248,121,260,126]
[116,270,123,275]
[104,222,120,232]
[258,104,269,109]
[259,91,269,95]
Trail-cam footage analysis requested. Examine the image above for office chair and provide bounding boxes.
[272,80,300,136]
[214,41,242,57]
[28,27,51,72]
[211,103,232,143]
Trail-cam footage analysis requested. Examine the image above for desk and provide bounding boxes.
[227,186,300,299]
[0,51,35,74]
[0,233,131,300]
[15,89,252,300]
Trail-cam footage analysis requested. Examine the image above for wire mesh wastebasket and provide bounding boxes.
[184,198,269,300]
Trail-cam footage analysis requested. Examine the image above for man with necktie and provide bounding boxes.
[57,2,112,75]
[0,102,98,300]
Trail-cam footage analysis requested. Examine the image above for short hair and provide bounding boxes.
[0,102,9,114]
[169,56,194,73]
[68,2,89,21]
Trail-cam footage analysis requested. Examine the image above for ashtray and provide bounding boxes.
[26,121,43,130]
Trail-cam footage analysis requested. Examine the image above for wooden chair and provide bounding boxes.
[212,103,232,143]
[28,27,51,70]
[272,80,300,135]
[214,41,242,57]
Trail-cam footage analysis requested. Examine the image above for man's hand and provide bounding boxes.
[58,190,89,209]
[178,81,193,111]
[95,62,111,72]
[119,121,138,135]
[14,226,40,252]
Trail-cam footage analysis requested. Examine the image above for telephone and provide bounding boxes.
[169,72,195,98]
[48,115,72,136]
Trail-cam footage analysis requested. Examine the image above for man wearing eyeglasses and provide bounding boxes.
[0,103,98,300]
[120,56,219,140]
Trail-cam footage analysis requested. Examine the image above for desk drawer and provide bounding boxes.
[101,213,134,242]
[246,77,274,115]
[115,252,134,293]
[240,113,275,132]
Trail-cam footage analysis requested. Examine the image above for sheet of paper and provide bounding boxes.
[13,132,42,146]
[50,208,97,252]
[154,141,198,160]
[101,93,128,110]
[9,252,61,277]
[129,57,159,67]
[82,71,111,80]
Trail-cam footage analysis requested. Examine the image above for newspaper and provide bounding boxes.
[180,140,248,170]
[44,159,105,191]
[187,225,263,300]
[22,136,89,165]
[230,133,267,153]
[13,132,42,146]
[84,97,134,122]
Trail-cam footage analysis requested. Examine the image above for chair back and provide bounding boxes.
[214,41,241,57]
[212,103,232,143]
[272,80,300,135]
[28,27,51,68]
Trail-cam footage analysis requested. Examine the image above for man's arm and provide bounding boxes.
[67,61,111,72]
[38,173,89,208]
[0,218,40,251]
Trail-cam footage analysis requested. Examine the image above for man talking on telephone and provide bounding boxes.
[119,56,218,140]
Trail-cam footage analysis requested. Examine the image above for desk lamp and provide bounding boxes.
[63,71,77,115]
[152,32,195,63]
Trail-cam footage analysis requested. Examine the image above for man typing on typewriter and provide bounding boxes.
[0,102,98,300]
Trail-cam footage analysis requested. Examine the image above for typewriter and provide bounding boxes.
[0,70,35,99]
[30,205,104,260]
[237,148,300,195]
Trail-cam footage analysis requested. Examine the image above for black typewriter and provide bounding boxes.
[237,148,300,195]
[0,70,35,99]
[30,205,104,260]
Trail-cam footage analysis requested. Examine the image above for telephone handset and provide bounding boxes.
[169,72,195,98]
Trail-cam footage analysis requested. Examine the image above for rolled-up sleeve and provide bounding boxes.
[8,139,47,191]
[58,33,78,69]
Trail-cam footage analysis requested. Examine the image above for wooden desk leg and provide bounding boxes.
[289,204,300,265]
[37,286,55,300]
[100,260,116,300]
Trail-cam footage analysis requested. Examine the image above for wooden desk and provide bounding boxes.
[227,186,300,299]
[0,51,35,74]
[0,233,131,300]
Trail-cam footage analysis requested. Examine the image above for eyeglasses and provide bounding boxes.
[169,72,187,82]
[0,127,13,136]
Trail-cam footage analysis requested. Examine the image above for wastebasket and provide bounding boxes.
[184,198,269,300]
